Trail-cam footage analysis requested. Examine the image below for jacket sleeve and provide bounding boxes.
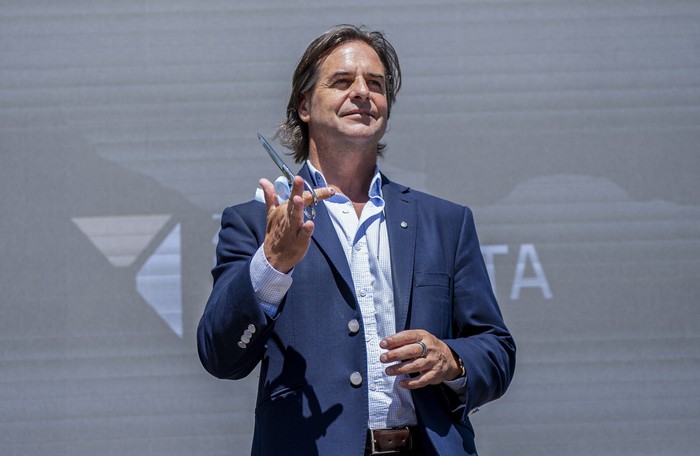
[443,206,516,418]
[196,204,279,380]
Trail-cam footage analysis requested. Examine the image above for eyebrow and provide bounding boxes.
[329,70,385,80]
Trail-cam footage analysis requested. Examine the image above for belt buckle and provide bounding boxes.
[370,428,411,455]
[370,441,400,455]
[370,441,401,455]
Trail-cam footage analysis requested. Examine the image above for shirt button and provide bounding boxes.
[348,319,360,334]
[370,384,377,392]
[349,371,363,387]
[359,290,367,297]
[354,245,362,251]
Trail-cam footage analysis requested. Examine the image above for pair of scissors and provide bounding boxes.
[257,133,318,219]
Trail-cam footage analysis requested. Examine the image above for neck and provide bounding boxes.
[308,138,377,203]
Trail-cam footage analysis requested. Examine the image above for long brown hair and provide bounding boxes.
[276,24,402,163]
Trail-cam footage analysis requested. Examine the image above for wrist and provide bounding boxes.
[449,350,466,381]
[263,244,293,274]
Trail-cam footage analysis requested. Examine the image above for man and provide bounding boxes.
[198,24,515,456]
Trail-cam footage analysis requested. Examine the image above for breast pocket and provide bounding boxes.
[411,272,452,337]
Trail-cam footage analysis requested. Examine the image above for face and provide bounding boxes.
[298,40,389,150]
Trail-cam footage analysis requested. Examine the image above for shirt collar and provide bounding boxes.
[306,160,384,204]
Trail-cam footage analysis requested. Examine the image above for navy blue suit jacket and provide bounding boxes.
[198,167,515,455]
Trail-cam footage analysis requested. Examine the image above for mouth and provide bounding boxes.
[343,110,375,119]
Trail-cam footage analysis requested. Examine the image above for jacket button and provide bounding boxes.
[349,371,363,387]
[348,319,360,334]
[247,324,256,334]
[237,341,247,349]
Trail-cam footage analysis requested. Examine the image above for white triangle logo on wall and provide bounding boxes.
[72,215,183,338]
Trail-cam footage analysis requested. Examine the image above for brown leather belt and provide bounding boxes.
[367,427,414,454]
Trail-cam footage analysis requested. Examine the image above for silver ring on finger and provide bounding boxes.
[416,341,428,358]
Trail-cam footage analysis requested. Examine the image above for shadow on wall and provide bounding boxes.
[0,121,247,455]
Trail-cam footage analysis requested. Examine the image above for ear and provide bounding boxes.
[298,94,311,123]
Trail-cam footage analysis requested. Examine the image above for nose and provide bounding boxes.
[349,76,370,100]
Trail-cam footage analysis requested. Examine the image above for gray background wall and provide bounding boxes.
[1,1,699,455]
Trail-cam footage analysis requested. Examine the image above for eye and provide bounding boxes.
[368,79,385,92]
[333,78,353,89]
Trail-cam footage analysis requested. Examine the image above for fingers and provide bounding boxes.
[259,178,279,213]
[289,194,316,237]
[296,177,335,210]
[380,329,424,353]
[380,330,429,379]
[380,330,457,389]
[306,184,335,205]
[258,174,333,273]
[399,370,439,389]
[379,340,425,364]
[267,175,333,214]
[381,351,428,378]
[261,177,319,273]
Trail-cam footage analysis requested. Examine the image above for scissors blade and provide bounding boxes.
[256,132,318,219]
[257,133,295,183]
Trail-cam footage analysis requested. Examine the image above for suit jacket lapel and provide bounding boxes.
[382,176,416,333]
[297,166,416,322]
[298,165,356,302]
